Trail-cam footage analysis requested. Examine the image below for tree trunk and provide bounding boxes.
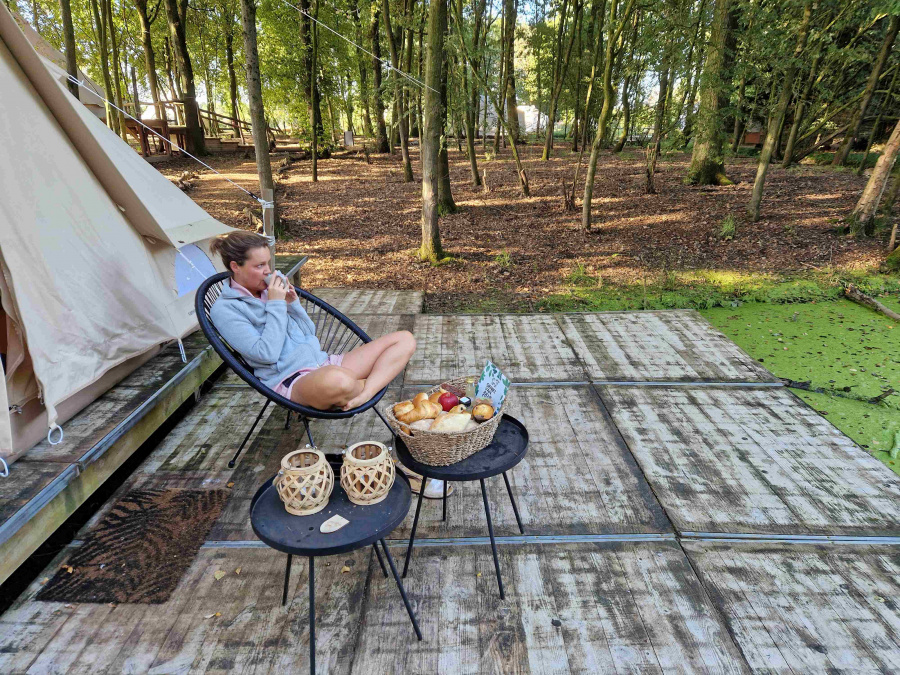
[582,0,634,230]
[612,74,631,152]
[225,29,241,136]
[462,0,485,186]
[311,0,319,181]
[105,0,128,141]
[542,0,580,160]
[747,1,811,222]
[438,41,456,213]
[420,0,445,261]
[730,75,745,153]
[848,117,900,236]
[88,0,116,132]
[370,5,390,152]
[59,0,80,99]
[163,37,182,123]
[383,0,413,181]
[833,15,900,167]
[351,0,375,137]
[686,0,733,185]
[240,0,277,257]
[164,0,206,153]
[134,0,163,119]
[858,65,899,176]
[502,0,520,143]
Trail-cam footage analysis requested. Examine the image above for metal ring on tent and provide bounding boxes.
[177,339,187,363]
[0,457,8,478]
[47,424,64,445]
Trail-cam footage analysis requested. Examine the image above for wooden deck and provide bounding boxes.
[1,298,898,672]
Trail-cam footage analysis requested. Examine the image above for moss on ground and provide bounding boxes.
[701,296,900,472]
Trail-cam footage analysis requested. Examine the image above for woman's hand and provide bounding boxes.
[267,273,288,301]
[285,282,298,303]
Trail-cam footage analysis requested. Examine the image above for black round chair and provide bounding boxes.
[195,271,392,467]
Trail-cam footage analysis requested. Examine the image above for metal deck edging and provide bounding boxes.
[0,344,216,549]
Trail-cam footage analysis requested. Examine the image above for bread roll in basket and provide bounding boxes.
[383,377,504,466]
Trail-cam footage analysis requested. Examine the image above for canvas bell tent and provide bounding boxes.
[0,4,235,464]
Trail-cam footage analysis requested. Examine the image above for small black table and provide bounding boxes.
[395,414,529,599]
[250,472,421,674]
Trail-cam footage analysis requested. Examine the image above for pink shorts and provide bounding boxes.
[274,354,345,399]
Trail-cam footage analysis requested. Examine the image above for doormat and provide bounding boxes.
[37,488,229,604]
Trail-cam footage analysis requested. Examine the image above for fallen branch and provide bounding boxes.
[843,284,900,322]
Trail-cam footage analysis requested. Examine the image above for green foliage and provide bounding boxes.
[565,263,600,287]
[808,152,881,169]
[718,214,736,240]
[494,250,512,268]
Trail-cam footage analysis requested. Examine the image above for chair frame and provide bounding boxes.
[195,271,393,467]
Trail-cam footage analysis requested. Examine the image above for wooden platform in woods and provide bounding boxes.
[2,289,899,673]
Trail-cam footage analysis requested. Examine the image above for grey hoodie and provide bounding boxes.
[209,283,329,389]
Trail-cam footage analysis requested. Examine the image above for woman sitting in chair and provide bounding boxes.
[209,231,415,411]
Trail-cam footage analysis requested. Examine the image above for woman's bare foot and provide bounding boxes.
[342,379,369,410]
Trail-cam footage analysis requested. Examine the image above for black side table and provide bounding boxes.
[395,414,529,599]
[251,472,422,674]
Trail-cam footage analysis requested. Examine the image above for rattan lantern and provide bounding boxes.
[274,448,334,515]
[340,441,395,506]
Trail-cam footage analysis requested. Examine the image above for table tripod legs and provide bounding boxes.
[282,554,292,606]
[480,478,505,600]
[379,539,423,640]
[502,472,525,534]
[373,543,389,578]
[402,486,426,578]
[309,556,315,675]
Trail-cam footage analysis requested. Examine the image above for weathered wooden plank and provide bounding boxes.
[557,310,778,382]
[0,462,70,525]
[0,346,222,586]
[600,386,900,536]
[353,541,749,674]
[406,315,588,384]
[684,542,900,673]
[310,288,424,314]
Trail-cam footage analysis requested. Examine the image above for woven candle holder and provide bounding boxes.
[274,449,334,516]
[340,441,395,506]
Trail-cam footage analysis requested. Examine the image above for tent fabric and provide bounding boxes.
[0,6,233,249]
[0,4,236,462]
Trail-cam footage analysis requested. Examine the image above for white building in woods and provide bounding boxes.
[480,103,548,135]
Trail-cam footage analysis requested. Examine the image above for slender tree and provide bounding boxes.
[541,0,581,160]
[420,0,446,261]
[383,0,414,181]
[832,15,900,167]
[581,0,635,230]
[371,4,390,152]
[58,0,80,99]
[747,1,811,222]
[848,117,900,236]
[164,0,206,153]
[240,0,277,255]
[502,0,520,142]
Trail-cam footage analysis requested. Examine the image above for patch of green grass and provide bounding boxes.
[494,250,512,268]
[537,270,900,313]
[732,146,760,158]
[565,263,600,287]
[718,214,737,240]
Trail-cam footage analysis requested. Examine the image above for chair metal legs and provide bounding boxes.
[229,399,270,468]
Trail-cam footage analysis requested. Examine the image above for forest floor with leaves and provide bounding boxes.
[159,144,900,465]
[161,142,897,313]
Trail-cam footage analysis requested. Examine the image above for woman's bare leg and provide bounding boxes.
[289,366,363,410]
[340,331,416,410]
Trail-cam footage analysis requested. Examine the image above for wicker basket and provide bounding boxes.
[383,377,505,466]
[274,449,334,515]
[340,441,395,505]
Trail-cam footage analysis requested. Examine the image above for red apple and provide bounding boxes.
[438,392,460,412]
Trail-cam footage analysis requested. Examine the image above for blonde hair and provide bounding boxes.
[209,231,269,274]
